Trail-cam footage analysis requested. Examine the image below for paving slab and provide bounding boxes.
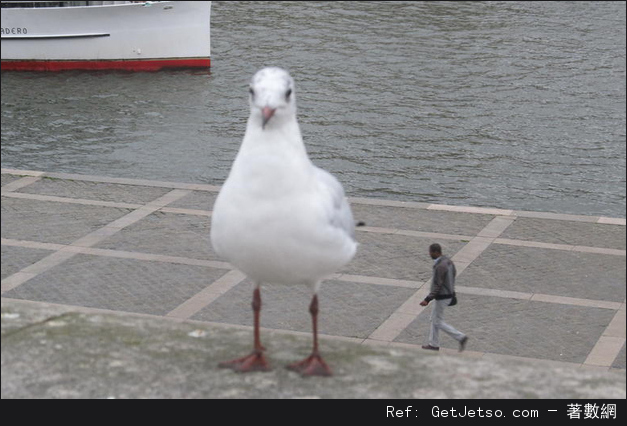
[94,211,216,261]
[0,174,22,188]
[395,294,616,363]
[460,244,626,302]
[3,254,228,316]
[501,217,626,250]
[166,191,216,211]
[1,197,133,245]
[17,177,171,205]
[1,246,56,280]
[351,203,495,235]
[613,342,626,370]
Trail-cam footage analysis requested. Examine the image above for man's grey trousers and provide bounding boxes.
[429,298,466,347]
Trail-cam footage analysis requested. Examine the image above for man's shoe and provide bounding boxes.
[459,336,468,352]
[421,344,440,351]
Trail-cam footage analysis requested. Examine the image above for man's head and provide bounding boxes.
[429,243,442,260]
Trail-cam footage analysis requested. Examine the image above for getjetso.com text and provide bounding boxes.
[386,405,539,419]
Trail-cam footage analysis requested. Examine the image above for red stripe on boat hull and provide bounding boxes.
[1,58,211,71]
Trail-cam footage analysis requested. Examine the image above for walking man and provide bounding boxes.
[420,243,468,352]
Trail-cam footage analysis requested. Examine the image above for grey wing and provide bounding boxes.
[314,166,356,240]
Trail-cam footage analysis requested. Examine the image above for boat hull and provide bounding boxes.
[1,1,211,71]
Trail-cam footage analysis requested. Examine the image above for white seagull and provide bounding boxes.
[210,67,357,377]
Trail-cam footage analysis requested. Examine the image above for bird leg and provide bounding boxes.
[218,286,271,372]
[286,294,333,377]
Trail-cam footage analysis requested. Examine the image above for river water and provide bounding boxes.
[1,1,625,217]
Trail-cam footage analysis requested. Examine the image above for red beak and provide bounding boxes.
[261,107,276,128]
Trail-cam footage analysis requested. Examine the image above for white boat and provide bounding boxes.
[1,1,210,71]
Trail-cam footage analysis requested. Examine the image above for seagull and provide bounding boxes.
[210,67,357,377]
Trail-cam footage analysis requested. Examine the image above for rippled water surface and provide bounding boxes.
[2,1,625,217]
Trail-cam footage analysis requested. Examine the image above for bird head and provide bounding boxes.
[248,67,296,130]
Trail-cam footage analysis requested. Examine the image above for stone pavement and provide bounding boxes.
[1,168,625,396]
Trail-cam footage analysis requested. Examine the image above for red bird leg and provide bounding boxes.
[287,294,333,377]
[218,286,271,372]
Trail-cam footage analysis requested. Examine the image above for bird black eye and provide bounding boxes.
[285,88,292,100]
[249,87,255,98]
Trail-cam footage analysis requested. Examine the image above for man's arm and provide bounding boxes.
[421,263,445,305]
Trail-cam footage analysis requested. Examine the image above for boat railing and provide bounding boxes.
[1,2,136,8]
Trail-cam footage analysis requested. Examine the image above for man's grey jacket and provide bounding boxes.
[425,255,456,302]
